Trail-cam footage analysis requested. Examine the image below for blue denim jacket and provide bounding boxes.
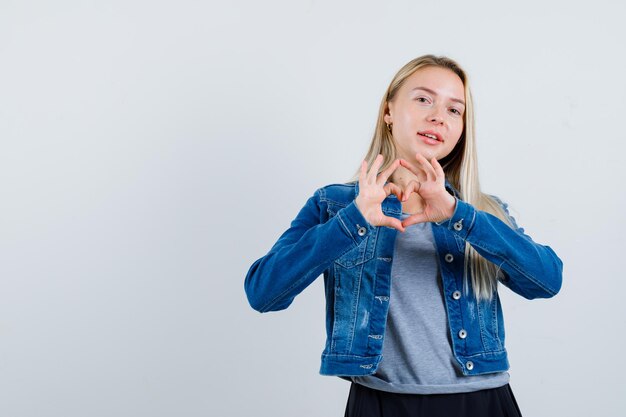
[244,180,563,378]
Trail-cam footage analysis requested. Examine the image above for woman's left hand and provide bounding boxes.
[399,154,457,227]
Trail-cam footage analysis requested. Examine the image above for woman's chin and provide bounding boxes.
[413,149,436,162]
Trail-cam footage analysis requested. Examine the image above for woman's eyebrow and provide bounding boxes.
[411,86,465,106]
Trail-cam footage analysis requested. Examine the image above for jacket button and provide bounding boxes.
[452,290,461,300]
[466,361,474,371]
[458,329,467,339]
[453,220,463,231]
[357,225,367,236]
[445,253,454,263]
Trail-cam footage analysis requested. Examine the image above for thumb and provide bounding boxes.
[380,215,406,233]
[401,212,428,228]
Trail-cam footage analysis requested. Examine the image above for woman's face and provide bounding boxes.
[384,66,466,163]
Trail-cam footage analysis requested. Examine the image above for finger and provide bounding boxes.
[364,155,376,182]
[401,212,428,228]
[377,158,401,185]
[359,159,367,183]
[367,154,383,183]
[416,154,437,181]
[401,180,421,201]
[379,215,406,233]
[431,157,446,181]
[359,160,371,194]
[415,154,437,181]
[399,158,426,182]
[383,182,403,200]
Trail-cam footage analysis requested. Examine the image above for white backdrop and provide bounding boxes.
[1,1,624,416]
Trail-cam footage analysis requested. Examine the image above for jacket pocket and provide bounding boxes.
[330,236,375,353]
[335,237,375,268]
[477,292,504,352]
[454,234,465,253]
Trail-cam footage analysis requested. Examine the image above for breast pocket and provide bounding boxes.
[454,235,465,253]
[335,237,374,268]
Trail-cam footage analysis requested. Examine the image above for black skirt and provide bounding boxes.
[344,382,523,417]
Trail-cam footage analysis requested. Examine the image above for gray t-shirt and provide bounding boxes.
[351,214,510,394]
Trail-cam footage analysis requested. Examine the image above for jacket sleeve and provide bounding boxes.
[244,188,374,312]
[434,195,563,299]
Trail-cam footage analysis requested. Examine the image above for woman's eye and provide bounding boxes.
[416,97,429,103]
[450,108,462,115]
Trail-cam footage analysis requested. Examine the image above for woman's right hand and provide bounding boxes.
[354,154,406,233]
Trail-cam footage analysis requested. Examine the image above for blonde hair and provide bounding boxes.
[347,54,514,302]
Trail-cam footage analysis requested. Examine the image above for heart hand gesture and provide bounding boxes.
[354,153,457,233]
[398,154,457,228]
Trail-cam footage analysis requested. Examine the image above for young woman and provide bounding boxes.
[244,54,563,417]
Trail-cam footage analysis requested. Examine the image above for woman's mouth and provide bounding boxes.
[418,132,441,145]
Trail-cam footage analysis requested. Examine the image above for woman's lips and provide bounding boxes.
[418,133,441,145]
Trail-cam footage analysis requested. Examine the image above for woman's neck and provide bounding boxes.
[389,166,425,214]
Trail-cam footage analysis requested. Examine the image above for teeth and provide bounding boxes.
[421,133,438,140]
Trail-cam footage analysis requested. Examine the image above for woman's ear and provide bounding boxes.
[384,102,393,125]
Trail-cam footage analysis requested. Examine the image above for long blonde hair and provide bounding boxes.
[348,54,514,302]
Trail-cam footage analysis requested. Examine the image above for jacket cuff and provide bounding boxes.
[433,198,475,240]
[337,200,375,245]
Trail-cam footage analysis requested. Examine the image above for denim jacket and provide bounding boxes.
[244,180,563,378]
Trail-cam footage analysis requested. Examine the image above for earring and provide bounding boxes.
[386,123,392,132]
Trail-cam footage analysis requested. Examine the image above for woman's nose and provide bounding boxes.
[428,114,444,124]
[427,107,445,124]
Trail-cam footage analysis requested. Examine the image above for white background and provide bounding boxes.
[1,1,624,416]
